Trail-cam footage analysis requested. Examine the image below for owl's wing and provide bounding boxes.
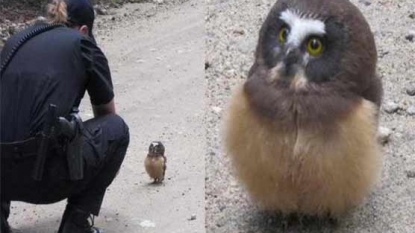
[163,155,167,171]
[362,74,383,108]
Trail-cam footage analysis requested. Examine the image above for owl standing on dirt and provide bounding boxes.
[145,141,167,183]
[224,0,383,217]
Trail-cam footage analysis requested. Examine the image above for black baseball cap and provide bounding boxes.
[64,0,96,43]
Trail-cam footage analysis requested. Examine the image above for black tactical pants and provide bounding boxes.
[0,114,129,230]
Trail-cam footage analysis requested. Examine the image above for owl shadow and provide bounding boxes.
[145,180,165,187]
[251,211,341,233]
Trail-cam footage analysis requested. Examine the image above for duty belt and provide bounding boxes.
[0,104,84,181]
[1,137,42,159]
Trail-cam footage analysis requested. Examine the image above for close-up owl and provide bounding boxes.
[224,0,383,217]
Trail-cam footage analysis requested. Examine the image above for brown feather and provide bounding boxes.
[145,155,166,182]
[223,84,382,216]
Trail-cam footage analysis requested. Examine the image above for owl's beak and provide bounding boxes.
[281,47,303,78]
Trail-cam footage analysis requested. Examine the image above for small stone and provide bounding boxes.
[383,101,400,114]
[406,106,415,116]
[406,170,415,178]
[110,2,120,8]
[379,50,389,58]
[140,220,156,228]
[377,126,392,145]
[37,16,46,21]
[233,29,245,35]
[30,16,46,24]
[405,31,415,42]
[95,7,107,15]
[111,16,116,21]
[409,13,415,19]
[8,26,16,35]
[189,214,197,221]
[211,106,222,114]
[406,83,415,96]
[218,205,226,212]
[359,0,371,6]
[238,40,253,54]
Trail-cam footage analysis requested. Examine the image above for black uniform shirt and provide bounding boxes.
[0,23,114,142]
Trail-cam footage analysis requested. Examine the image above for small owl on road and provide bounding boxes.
[145,141,167,183]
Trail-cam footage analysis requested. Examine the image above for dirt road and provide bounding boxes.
[8,1,206,232]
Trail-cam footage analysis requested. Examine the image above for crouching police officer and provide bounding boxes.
[0,0,130,232]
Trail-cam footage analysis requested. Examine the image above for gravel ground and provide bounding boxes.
[205,0,415,232]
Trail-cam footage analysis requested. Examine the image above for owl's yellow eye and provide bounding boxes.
[279,27,289,43]
[307,37,323,56]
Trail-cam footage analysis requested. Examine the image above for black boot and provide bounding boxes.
[1,201,11,233]
[58,205,102,233]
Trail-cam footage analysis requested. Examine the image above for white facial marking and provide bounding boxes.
[280,9,325,47]
[290,69,308,89]
[268,63,285,82]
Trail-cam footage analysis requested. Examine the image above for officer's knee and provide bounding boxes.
[118,117,129,149]
[105,114,129,146]
[86,114,129,159]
